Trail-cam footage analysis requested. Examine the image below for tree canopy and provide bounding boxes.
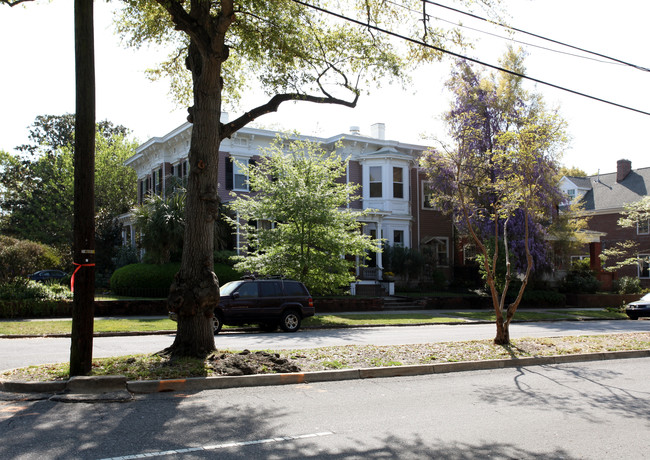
[227,139,380,295]
[558,166,588,178]
[0,115,137,256]
[111,0,502,358]
[421,48,567,344]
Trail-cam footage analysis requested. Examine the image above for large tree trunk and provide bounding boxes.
[165,43,222,358]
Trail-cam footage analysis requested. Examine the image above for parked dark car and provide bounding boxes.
[170,277,314,333]
[625,293,650,320]
[28,269,67,283]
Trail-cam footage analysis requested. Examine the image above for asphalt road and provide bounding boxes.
[1,320,650,371]
[1,357,648,459]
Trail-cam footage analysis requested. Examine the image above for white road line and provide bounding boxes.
[97,431,335,460]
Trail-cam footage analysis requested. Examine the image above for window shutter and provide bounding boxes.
[226,156,233,190]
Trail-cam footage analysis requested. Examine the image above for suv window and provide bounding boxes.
[284,281,307,296]
[237,282,259,298]
[260,281,283,297]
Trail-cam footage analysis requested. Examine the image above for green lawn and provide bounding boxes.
[0,309,629,336]
[0,318,177,336]
[449,310,627,321]
[562,310,629,320]
[451,311,571,321]
[303,313,465,327]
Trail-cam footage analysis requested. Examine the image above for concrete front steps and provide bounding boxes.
[381,296,427,311]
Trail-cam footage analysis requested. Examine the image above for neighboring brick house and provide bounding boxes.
[119,118,455,282]
[559,159,650,288]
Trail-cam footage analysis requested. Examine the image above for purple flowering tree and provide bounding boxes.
[421,48,567,345]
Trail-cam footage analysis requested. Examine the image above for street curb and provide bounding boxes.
[122,349,650,393]
[4,349,648,399]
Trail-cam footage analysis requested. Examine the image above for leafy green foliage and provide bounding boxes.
[560,261,600,294]
[227,139,380,295]
[613,276,643,295]
[0,278,72,301]
[132,189,234,264]
[133,192,186,264]
[110,263,181,297]
[599,196,650,273]
[0,115,137,254]
[113,0,495,110]
[110,262,241,297]
[420,48,567,342]
[558,166,588,178]
[383,244,426,282]
[515,289,566,307]
[0,236,62,281]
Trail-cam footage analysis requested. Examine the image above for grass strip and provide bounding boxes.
[2,332,648,382]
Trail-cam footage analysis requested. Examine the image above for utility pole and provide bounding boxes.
[70,0,96,376]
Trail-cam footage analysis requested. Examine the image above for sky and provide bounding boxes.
[1,0,649,176]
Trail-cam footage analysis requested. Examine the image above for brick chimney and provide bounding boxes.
[617,159,632,182]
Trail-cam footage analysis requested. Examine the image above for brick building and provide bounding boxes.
[559,159,650,288]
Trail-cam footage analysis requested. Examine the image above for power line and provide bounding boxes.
[424,0,650,73]
[290,0,650,117]
[386,0,624,66]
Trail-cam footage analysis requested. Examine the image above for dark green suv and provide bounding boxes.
[212,278,314,333]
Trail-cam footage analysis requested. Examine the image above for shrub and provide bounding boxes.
[0,278,72,301]
[110,263,242,297]
[0,237,62,281]
[419,269,447,291]
[613,276,643,294]
[214,250,237,265]
[560,264,600,294]
[110,263,181,297]
[518,289,566,307]
[214,264,243,284]
[0,299,71,319]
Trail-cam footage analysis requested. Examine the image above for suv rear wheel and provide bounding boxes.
[213,313,224,334]
[280,310,301,332]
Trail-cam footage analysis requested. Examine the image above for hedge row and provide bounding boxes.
[110,263,243,298]
[0,300,71,319]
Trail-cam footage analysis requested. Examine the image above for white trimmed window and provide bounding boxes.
[434,237,449,267]
[393,230,404,247]
[637,219,649,235]
[422,181,437,209]
[233,161,248,190]
[393,167,404,199]
[369,166,382,198]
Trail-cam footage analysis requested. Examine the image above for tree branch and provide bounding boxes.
[1,0,33,6]
[221,92,359,140]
